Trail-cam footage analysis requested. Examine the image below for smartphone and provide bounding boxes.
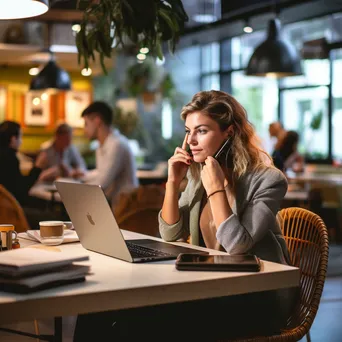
[214,136,232,160]
[175,253,261,272]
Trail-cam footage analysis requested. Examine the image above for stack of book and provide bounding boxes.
[0,248,90,293]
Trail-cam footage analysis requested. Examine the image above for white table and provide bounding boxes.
[29,182,61,202]
[286,170,342,186]
[0,230,300,326]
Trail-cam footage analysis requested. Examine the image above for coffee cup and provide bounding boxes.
[39,221,65,246]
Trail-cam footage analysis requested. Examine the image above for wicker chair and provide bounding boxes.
[228,207,329,342]
[0,185,30,233]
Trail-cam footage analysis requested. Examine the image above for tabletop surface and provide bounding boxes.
[0,231,300,324]
[286,170,342,185]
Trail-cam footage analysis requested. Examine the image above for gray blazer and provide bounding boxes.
[159,166,291,265]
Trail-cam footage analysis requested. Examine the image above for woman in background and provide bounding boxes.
[272,130,304,172]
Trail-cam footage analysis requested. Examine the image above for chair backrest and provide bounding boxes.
[278,207,329,337]
[113,184,165,238]
[0,185,30,233]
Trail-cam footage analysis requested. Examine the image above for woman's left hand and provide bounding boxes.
[201,156,226,194]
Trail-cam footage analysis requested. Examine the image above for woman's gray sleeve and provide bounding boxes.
[216,173,288,254]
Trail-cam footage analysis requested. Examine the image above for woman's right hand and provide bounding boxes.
[167,134,192,187]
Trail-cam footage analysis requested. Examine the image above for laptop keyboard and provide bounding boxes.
[126,241,172,259]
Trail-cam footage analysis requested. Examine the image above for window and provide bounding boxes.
[281,87,329,160]
[278,15,338,162]
[231,30,266,69]
[231,71,278,152]
[202,74,220,90]
[332,49,342,161]
[201,42,220,73]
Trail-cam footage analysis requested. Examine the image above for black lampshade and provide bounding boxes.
[246,18,302,77]
[30,60,71,91]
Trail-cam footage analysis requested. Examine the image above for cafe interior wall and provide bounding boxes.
[0,66,92,154]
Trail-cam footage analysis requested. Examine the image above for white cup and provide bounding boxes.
[39,221,65,246]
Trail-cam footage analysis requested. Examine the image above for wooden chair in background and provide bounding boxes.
[0,185,39,340]
[113,185,165,238]
[227,207,329,342]
[0,185,30,233]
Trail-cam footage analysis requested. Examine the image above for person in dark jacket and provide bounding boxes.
[0,121,48,205]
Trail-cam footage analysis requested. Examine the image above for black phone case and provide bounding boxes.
[175,254,261,272]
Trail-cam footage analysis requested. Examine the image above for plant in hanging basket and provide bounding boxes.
[125,59,160,96]
[75,0,188,73]
[113,106,139,137]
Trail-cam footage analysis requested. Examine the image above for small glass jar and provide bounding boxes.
[12,238,20,249]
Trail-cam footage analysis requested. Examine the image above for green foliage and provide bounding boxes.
[310,110,323,131]
[126,59,158,96]
[75,0,188,74]
[160,73,175,99]
[112,106,139,137]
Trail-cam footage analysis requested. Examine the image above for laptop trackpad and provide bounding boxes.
[127,239,209,256]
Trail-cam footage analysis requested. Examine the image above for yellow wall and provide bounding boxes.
[0,66,92,153]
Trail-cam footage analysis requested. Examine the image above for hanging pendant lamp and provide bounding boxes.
[246,18,302,78]
[0,0,49,20]
[30,57,71,91]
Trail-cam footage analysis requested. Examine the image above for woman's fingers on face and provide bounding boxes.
[174,146,191,156]
[182,133,189,150]
[170,154,192,165]
[204,156,219,168]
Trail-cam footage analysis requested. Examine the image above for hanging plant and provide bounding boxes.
[75,0,188,73]
[113,106,139,137]
[125,59,159,96]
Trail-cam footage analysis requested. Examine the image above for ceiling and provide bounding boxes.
[0,0,339,74]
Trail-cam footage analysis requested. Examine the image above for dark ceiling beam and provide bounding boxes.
[183,0,315,35]
[28,9,83,22]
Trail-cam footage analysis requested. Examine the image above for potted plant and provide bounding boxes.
[75,0,188,73]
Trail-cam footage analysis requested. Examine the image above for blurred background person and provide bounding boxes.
[81,101,138,208]
[38,122,87,182]
[0,120,59,229]
[0,120,48,206]
[269,121,287,153]
[272,130,304,173]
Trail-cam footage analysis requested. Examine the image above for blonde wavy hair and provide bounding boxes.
[181,90,273,184]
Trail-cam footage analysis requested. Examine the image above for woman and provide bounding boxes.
[0,120,47,205]
[272,130,304,172]
[157,90,297,340]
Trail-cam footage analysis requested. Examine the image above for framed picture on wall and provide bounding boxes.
[24,92,50,126]
[65,91,91,128]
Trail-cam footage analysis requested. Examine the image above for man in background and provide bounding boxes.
[81,101,138,208]
[269,121,287,152]
[38,122,87,181]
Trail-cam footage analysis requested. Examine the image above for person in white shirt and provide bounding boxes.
[81,101,138,207]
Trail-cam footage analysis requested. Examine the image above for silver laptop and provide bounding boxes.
[55,181,207,263]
